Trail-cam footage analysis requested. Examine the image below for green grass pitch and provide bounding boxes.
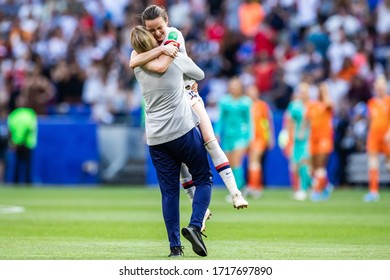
[0,185,389,260]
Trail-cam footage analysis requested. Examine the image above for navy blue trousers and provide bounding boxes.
[149,128,213,248]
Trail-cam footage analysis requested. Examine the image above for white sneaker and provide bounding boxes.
[232,192,249,209]
[245,188,263,199]
[201,208,212,232]
[293,190,307,201]
[225,194,233,203]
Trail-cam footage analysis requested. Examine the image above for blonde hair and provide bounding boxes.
[130,25,158,53]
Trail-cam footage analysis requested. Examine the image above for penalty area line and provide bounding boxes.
[0,205,25,214]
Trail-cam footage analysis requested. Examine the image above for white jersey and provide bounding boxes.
[162,27,187,54]
[163,27,200,106]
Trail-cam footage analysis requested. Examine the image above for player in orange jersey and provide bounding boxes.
[364,75,390,202]
[306,83,334,201]
[246,85,274,198]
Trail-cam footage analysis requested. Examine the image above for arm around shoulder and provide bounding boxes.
[145,55,174,74]
[129,47,164,69]
[175,54,204,81]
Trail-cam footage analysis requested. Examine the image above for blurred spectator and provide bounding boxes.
[190,30,221,76]
[47,27,68,66]
[168,0,191,29]
[19,64,54,115]
[295,0,320,41]
[236,38,255,66]
[208,0,224,16]
[347,75,372,106]
[327,29,356,75]
[253,51,277,98]
[239,63,256,89]
[350,101,368,152]
[9,17,30,59]
[358,49,382,85]
[266,2,288,32]
[324,5,361,37]
[224,0,241,32]
[82,57,127,124]
[333,109,353,185]
[323,73,349,117]
[238,0,265,38]
[0,0,19,17]
[376,0,390,35]
[220,30,242,77]
[51,56,86,105]
[274,38,298,64]
[205,15,226,46]
[271,68,293,110]
[337,57,358,82]
[283,46,311,88]
[204,72,228,123]
[96,20,116,57]
[19,12,39,43]
[306,22,331,59]
[253,22,277,57]
[302,43,325,82]
[373,34,390,71]
[100,0,129,28]
[190,0,207,24]
[352,42,370,76]
[57,8,79,42]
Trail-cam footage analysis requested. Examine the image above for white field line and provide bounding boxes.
[0,205,25,214]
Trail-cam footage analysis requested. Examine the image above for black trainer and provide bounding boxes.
[168,246,184,257]
[181,226,207,257]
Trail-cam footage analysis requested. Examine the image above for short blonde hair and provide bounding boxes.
[130,25,158,53]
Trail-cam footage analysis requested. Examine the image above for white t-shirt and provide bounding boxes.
[296,0,320,27]
[376,2,390,35]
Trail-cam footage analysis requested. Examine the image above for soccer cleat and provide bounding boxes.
[310,191,322,202]
[201,208,212,232]
[321,184,334,200]
[232,192,249,209]
[363,192,380,202]
[293,190,307,201]
[243,188,263,199]
[181,226,207,257]
[168,246,184,257]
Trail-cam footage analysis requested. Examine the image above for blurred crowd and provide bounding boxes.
[0,1,389,154]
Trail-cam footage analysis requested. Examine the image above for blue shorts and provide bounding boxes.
[149,128,212,189]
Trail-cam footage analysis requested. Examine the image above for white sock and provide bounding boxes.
[205,139,240,196]
[180,164,195,201]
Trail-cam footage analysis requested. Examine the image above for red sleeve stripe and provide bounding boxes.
[182,180,194,189]
[215,162,230,173]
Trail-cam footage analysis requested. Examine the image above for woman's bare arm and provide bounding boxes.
[130,50,174,74]
[129,44,178,69]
